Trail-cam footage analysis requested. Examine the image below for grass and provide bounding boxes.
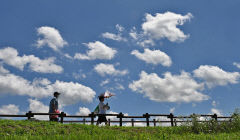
[1,113,240,140]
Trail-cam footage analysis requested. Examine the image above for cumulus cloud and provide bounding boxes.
[76,107,91,116]
[0,72,96,105]
[193,65,240,88]
[116,24,124,32]
[0,47,63,73]
[142,11,193,42]
[28,99,49,120]
[129,71,208,103]
[0,104,20,115]
[94,63,128,76]
[129,27,138,40]
[137,39,155,47]
[131,48,172,66]
[102,24,127,42]
[100,79,110,86]
[74,41,117,60]
[211,108,222,116]
[53,80,96,105]
[233,62,240,69]
[0,64,9,74]
[102,32,127,42]
[36,26,68,52]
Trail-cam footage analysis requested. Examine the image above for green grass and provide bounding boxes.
[1,118,240,140]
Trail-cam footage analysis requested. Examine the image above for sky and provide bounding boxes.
[0,0,240,120]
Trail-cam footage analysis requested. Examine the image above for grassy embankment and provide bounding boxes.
[1,114,240,140]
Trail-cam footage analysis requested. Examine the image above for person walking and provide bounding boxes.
[96,95,110,125]
[49,92,61,122]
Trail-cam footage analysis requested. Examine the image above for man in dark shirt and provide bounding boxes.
[49,92,60,121]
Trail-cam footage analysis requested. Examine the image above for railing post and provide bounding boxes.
[108,119,111,126]
[89,112,95,125]
[131,119,134,127]
[117,112,123,127]
[60,112,65,123]
[168,113,174,127]
[153,119,156,127]
[212,113,218,121]
[83,118,86,125]
[143,113,150,127]
[174,119,177,126]
[26,111,33,120]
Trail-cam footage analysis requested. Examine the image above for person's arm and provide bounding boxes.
[104,103,110,110]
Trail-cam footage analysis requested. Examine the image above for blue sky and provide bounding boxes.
[0,0,240,118]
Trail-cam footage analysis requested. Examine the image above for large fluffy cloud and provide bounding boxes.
[129,71,208,103]
[131,48,172,66]
[0,72,96,105]
[36,26,68,52]
[28,99,49,120]
[74,41,117,60]
[0,104,20,115]
[193,65,240,88]
[0,47,63,73]
[142,12,193,42]
[94,63,128,76]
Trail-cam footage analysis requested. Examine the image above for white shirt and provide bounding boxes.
[98,102,109,114]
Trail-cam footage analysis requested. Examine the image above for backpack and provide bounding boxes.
[94,105,99,114]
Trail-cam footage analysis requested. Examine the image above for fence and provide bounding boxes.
[0,111,233,127]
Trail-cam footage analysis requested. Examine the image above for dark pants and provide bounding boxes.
[97,115,107,124]
[49,117,59,122]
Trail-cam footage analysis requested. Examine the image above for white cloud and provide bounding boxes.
[102,32,127,42]
[0,72,96,105]
[193,65,240,88]
[0,64,9,74]
[116,24,124,32]
[100,79,110,86]
[233,62,240,69]
[129,27,138,40]
[52,81,96,105]
[0,47,63,73]
[72,72,86,80]
[36,26,68,52]
[137,39,155,47]
[211,108,222,116]
[74,41,117,60]
[129,71,208,103]
[94,63,128,76]
[155,116,171,126]
[115,83,125,90]
[0,104,20,115]
[131,48,172,66]
[28,99,49,120]
[76,107,91,116]
[142,12,193,42]
[101,24,127,42]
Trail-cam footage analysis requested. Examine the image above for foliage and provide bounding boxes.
[1,114,240,140]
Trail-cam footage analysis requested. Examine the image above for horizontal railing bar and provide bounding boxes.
[65,115,89,118]
[31,113,62,115]
[148,114,170,116]
[0,115,27,117]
